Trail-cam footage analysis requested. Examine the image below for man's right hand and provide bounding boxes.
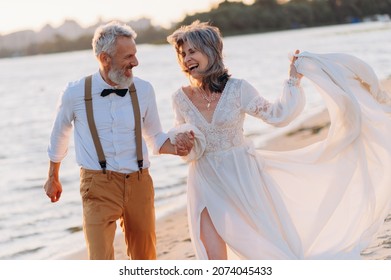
[44,161,62,203]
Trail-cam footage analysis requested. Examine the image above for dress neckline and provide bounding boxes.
[180,79,231,125]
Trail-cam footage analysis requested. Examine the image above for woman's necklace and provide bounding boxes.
[197,88,217,110]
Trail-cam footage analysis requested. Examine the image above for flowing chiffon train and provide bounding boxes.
[170,52,391,259]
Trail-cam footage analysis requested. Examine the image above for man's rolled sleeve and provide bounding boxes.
[47,86,74,162]
[142,87,169,155]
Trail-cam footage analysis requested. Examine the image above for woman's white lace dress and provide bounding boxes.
[170,52,391,259]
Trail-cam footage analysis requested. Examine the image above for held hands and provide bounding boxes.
[175,131,195,156]
[289,49,303,80]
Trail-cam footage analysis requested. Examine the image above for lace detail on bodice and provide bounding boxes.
[174,79,248,154]
[201,124,245,153]
[173,77,303,155]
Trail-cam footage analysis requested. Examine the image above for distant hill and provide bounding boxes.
[1,20,92,51]
[0,18,165,57]
[1,0,390,58]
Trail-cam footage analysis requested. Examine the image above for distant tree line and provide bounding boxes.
[1,0,390,58]
[178,0,391,36]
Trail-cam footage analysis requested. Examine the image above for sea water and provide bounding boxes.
[0,21,390,259]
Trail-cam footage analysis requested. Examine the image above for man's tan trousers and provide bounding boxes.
[80,168,156,260]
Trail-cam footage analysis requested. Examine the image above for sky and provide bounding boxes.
[0,0,254,35]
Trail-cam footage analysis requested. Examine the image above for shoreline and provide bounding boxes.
[63,78,391,260]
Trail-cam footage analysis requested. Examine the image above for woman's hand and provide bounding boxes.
[289,49,303,80]
[175,131,195,156]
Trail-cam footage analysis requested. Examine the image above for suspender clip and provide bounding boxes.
[138,160,143,174]
[99,160,107,174]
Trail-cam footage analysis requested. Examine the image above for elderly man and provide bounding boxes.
[43,21,193,260]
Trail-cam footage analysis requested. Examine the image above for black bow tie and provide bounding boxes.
[101,88,128,97]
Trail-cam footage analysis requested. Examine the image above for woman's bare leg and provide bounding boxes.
[200,208,227,260]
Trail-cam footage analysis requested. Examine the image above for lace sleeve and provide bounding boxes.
[242,78,305,127]
[245,95,272,121]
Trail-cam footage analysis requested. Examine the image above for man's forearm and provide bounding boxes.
[48,161,61,179]
[159,139,177,155]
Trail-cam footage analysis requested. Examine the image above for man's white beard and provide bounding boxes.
[108,67,133,88]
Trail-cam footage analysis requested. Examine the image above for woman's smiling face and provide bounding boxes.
[179,41,209,81]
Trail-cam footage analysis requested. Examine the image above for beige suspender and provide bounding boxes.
[84,76,107,173]
[84,75,143,174]
[128,83,144,173]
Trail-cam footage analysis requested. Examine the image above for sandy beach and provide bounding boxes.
[64,79,391,261]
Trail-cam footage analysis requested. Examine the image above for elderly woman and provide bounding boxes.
[167,20,391,260]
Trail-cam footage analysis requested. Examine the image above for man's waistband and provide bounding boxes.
[81,167,149,180]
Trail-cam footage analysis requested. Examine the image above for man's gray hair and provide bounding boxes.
[92,21,137,57]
